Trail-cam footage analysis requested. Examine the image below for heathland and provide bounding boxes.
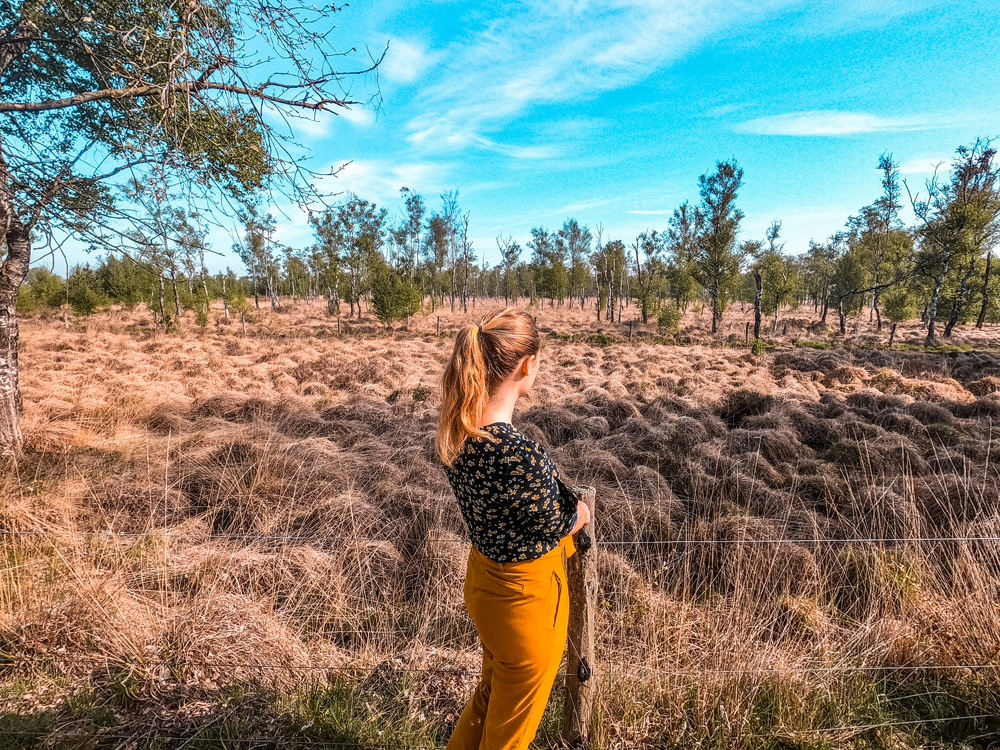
[3,299,1000,749]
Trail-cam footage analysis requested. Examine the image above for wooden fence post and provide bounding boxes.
[563,484,597,748]
[437,316,440,337]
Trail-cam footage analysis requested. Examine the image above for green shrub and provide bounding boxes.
[751,337,766,357]
[657,303,682,333]
[881,286,917,324]
[67,266,108,317]
[371,267,421,327]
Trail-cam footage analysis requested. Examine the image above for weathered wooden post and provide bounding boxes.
[628,320,633,341]
[563,484,597,748]
[437,316,440,337]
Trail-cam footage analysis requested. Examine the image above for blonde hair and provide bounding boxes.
[435,306,541,468]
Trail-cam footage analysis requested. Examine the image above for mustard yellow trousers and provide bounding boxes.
[447,533,577,750]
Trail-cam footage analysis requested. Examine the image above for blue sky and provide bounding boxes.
[57,0,1000,274]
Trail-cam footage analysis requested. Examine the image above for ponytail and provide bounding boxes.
[435,306,540,468]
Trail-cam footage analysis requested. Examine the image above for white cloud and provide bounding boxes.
[379,37,439,85]
[628,209,674,215]
[735,110,931,136]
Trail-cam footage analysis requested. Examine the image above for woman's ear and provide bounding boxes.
[520,354,532,377]
[526,352,539,376]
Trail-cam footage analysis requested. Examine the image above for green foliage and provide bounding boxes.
[586,332,621,346]
[529,227,569,302]
[179,285,202,313]
[880,286,917,323]
[657,302,682,333]
[692,160,746,330]
[67,266,108,317]
[96,255,150,309]
[14,286,35,314]
[16,268,66,313]
[370,265,421,327]
[751,337,767,357]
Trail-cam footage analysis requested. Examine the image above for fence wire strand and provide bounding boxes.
[3,529,1000,545]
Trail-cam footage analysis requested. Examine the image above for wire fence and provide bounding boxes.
[2,525,1000,748]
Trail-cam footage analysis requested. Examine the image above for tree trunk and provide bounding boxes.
[711,291,719,334]
[927,268,947,343]
[0,218,31,451]
[251,257,260,309]
[753,271,762,340]
[158,275,167,326]
[222,277,230,320]
[889,321,897,348]
[872,287,883,331]
[170,268,181,329]
[944,254,978,338]
[977,249,993,329]
[838,300,846,335]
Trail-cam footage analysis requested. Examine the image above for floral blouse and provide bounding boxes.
[443,421,580,562]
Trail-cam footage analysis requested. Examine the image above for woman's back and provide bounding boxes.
[443,421,579,563]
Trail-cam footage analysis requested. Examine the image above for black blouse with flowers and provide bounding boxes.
[443,421,580,562]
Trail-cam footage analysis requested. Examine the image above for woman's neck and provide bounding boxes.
[478,388,519,428]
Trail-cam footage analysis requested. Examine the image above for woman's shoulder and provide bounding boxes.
[461,423,543,458]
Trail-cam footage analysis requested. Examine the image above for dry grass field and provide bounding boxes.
[3,297,1000,749]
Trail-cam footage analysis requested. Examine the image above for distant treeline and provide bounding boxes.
[21,140,1000,341]
[17,258,253,329]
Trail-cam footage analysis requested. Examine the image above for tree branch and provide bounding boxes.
[0,78,361,113]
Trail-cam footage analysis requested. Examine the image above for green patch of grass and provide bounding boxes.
[925,422,963,447]
[826,547,921,619]
[283,674,446,749]
[585,332,621,346]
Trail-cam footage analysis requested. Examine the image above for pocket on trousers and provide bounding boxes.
[481,566,524,595]
[551,571,562,628]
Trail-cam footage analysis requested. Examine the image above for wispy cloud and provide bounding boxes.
[628,209,674,215]
[735,110,933,136]
[897,155,953,175]
[316,159,449,204]
[561,197,613,213]
[288,105,374,140]
[470,135,559,161]
[405,0,801,155]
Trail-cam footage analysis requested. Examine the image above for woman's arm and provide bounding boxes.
[507,439,586,542]
[569,499,591,535]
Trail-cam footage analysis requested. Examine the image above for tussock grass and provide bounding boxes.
[4,301,1000,747]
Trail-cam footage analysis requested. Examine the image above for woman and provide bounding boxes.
[436,305,592,750]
